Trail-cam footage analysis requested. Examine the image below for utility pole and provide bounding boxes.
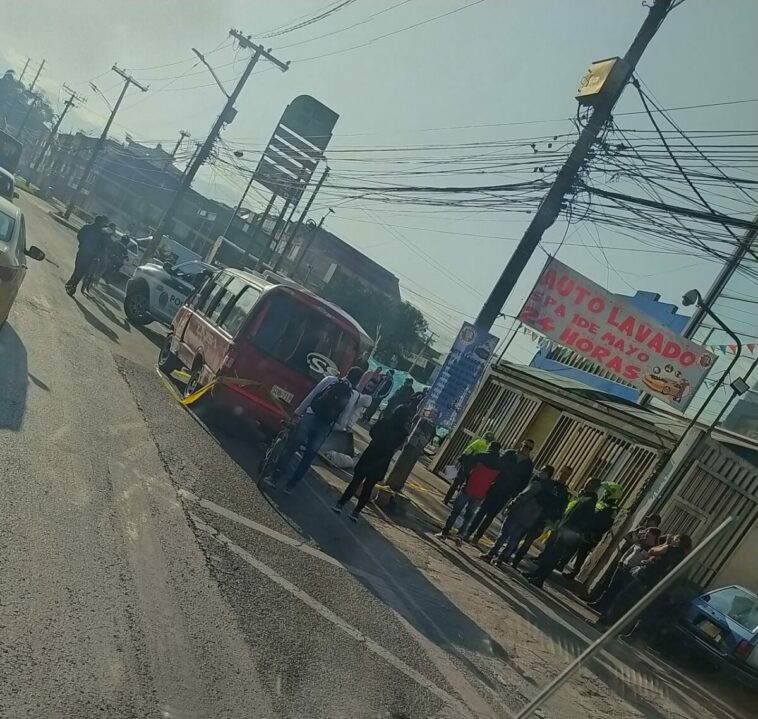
[273,165,329,272]
[408,331,437,375]
[292,207,333,279]
[15,94,39,139]
[140,29,289,263]
[63,65,148,219]
[168,129,190,164]
[29,59,45,92]
[34,84,86,173]
[475,0,673,329]
[18,58,30,84]
[179,142,202,181]
[683,215,758,339]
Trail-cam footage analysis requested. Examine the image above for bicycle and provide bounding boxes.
[257,420,292,486]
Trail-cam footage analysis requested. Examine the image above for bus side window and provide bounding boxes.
[199,273,232,317]
[221,285,261,337]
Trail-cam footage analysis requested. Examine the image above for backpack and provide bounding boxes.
[310,378,352,423]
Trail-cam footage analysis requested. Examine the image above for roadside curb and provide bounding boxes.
[49,212,80,233]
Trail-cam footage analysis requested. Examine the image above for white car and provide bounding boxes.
[123,259,214,326]
[118,236,143,279]
[119,236,203,279]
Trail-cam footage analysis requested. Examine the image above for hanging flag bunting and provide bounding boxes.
[748,343,756,354]
[729,344,738,353]
[719,345,727,353]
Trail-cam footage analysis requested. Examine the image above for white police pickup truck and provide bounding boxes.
[123,259,214,326]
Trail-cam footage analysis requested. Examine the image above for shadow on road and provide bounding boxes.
[136,324,166,350]
[208,426,515,668]
[28,372,50,391]
[72,297,120,344]
[0,324,28,430]
[89,290,130,332]
[210,424,746,719]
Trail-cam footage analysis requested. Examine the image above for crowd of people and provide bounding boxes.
[262,364,425,519]
[436,433,691,619]
[251,329,692,632]
[65,214,131,297]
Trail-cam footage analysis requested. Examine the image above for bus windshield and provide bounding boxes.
[0,131,22,174]
[250,292,358,379]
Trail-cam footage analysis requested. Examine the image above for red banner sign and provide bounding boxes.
[519,257,716,409]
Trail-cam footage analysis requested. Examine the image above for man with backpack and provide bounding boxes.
[263,367,363,494]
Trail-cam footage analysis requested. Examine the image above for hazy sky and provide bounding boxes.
[3,0,757,419]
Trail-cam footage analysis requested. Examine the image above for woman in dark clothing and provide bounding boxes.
[332,405,412,521]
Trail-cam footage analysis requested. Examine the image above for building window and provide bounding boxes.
[324,263,337,283]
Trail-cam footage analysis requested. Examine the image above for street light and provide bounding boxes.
[680,288,743,436]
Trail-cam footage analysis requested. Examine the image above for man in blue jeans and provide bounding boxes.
[263,367,363,494]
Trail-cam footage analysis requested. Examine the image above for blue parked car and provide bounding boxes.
[679,585,758,685]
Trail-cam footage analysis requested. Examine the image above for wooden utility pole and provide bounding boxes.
[63,65,148,219]
[18,58,30,84]
[168,129,190,163]
[475,0,673,330]
[140,29,289,263]
[29,59,45,91]
[34,84,86,173]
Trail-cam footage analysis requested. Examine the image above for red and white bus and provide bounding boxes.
[161,268,371,432]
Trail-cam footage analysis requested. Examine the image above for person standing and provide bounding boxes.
[83,222,116,293]
[443,431,497,505]
[362,370,395,422]
[462,438,535,536]
[522,476,599,587]
[357,367,382,394]
[508,465,574,570]
[106,234,130,284]
[380,377,415,420]
[263,367,363,494]
[332,405,412,521]
[588,526,661,614]
[561,481,622,578]
[596,534,692,626]
[65,215,109,296]
[480,464,568,566]
[584,512,661,604]
[437,442,502,545]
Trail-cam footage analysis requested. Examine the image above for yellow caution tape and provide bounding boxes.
[180,379,217,405]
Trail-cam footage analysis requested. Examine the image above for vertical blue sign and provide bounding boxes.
[423,322,498,430]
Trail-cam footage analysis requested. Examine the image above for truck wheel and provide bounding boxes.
[158,335,180,374]
[124,290,151,326]
[184,360,205,399]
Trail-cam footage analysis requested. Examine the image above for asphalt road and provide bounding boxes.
[0,194,459,719]
[1,193,753,719]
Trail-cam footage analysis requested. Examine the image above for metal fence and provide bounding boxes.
[434,373,661,507]
[660,441,758,586]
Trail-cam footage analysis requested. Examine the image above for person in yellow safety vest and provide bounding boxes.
[443,431,496,505]
[560,480,623,578]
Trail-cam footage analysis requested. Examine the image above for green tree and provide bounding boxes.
[321,274,428,363]
[0,68,55,142]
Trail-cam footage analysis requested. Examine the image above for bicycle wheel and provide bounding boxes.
[257,429,288,486]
